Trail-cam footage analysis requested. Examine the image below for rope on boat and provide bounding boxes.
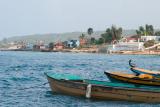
[86,84,92,98]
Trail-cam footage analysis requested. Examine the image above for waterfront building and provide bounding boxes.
[40,45,48,50]
[68,40,80,48]
[54,42,64,50]
[26,44,33,50]
[63,40,80,48]
[141,36,160,42]
[107,35,144,53]
[111,42,144,51]
[79,38,87,46]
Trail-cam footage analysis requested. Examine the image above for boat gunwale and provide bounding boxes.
[46,73,160,93]
[131,67,160,75]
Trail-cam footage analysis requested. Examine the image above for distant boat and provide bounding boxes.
[104,71,160,86]
[45,72,160,103]
[129,60,160,77]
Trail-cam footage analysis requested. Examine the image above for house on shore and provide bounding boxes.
[125,35,140,43]
[54,42,64,50]
[39,44,49,50]
[68,40,80,48]
[79,38,87,46]
[8,41,27,50]
[141,36,160,42]
[107,35,144,53]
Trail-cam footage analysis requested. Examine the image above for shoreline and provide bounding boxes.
[1,48,160,55]
[113,50,160,55]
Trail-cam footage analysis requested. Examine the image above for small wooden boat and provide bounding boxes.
[129,60,160,77]
[45,72,160,103]
[104,71,160,86]
[131,67,160,77]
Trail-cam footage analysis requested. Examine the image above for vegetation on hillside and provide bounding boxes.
[0,30,136,45]
[144,40,155,48]
[136,24,160,36]
[99,25,123,44]
[155,31,160,36]
[136,24,154,36]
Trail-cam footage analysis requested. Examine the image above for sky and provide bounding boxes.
[0,0,160,39]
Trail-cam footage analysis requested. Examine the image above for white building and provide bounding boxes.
[141,36,160,42]
[8,45,23,50]
[107,41,144,52]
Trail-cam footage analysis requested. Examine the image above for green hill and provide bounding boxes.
[1,30,136,44]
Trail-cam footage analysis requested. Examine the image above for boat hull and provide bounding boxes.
[104,71,160,86]
[47,76,87,96]
[46,73,160,103]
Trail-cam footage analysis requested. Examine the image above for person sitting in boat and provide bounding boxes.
[138,74,153,79]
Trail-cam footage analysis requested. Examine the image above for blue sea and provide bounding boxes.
[1,51,160,107]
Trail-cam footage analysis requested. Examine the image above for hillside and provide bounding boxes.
[1,30,136,44]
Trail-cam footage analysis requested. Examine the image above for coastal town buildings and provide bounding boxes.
[8,45,24,50]
[141,36,160,42]
[64,40,80,48]
[7,41,27,50]
[3,33,160,54]
[40,44,49,50]
[111,42,144,51]
[79,38,87,46]
[54,42,64,50]
[107,35,144,53]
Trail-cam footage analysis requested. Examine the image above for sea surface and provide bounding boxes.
[1,51,160,107]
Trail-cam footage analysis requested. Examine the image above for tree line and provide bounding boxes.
[136,24,160,36]
[81,24,160,45]
[80,26,123,45]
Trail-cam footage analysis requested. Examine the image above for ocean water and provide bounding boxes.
[1,51,160,107]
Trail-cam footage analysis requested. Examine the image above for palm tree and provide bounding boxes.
[87,28,93,36]
[148,25,154,35]
[136,30,141,35]
[117,27,123,40]
[79,33,85,39]
[136,24,154,36]
[145,24,150,35]
[139,26,145,35]
[49,42,54,50]
[155,31,160,36]
[100,25,122,44]
[111,26,116,41]
[87,28,94,45]
[111,25,122,41]
[106,28,111,33]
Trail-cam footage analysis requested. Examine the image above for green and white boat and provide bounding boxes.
[45,72,160,103]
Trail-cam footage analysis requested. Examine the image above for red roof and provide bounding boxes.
[55,42,63,46]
